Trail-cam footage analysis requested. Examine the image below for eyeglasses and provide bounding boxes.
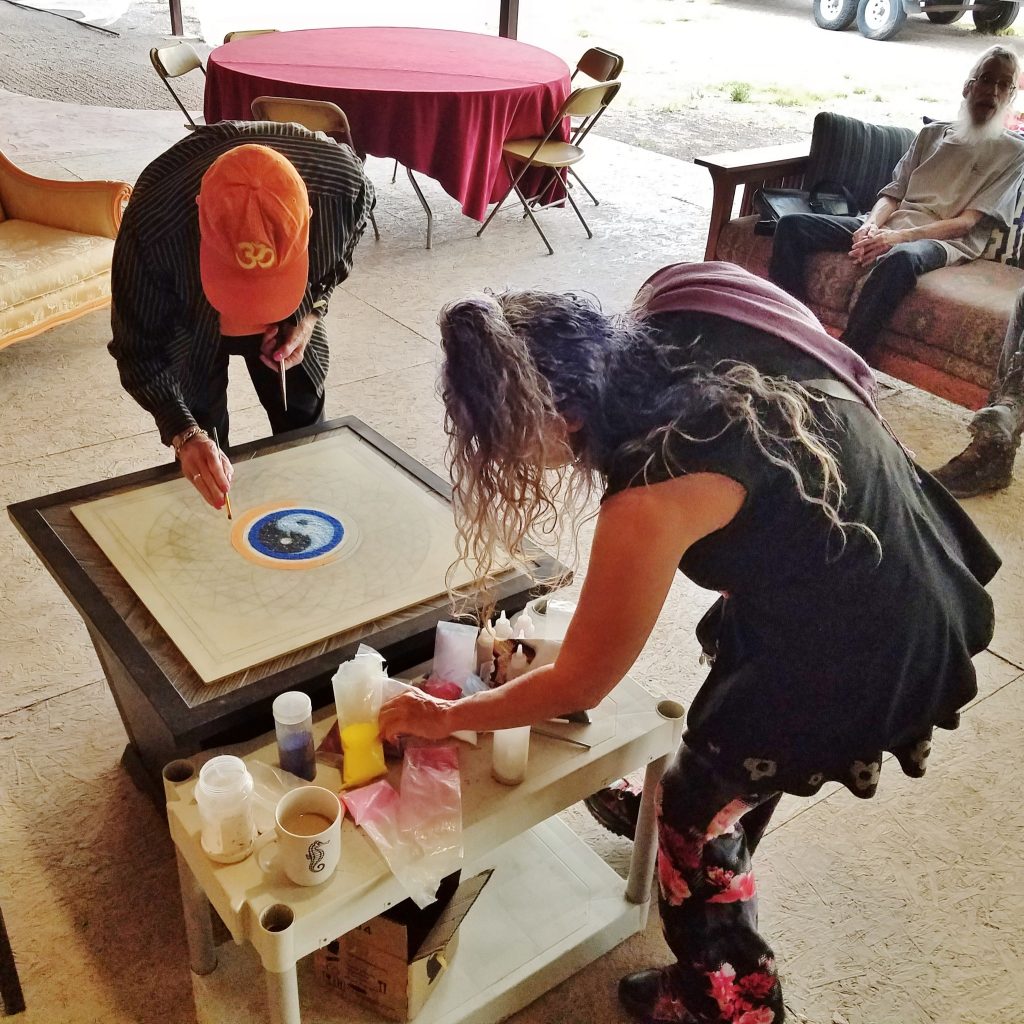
[972,72,1018,92]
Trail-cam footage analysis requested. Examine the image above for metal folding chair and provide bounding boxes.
[567,47,624,206]
[571,46,624,85]
[150,43,206,131]
[250,96,380,241]
[223,29,278,42]
[477,80,622,255]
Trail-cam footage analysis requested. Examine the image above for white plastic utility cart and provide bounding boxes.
[164,674,684,1024]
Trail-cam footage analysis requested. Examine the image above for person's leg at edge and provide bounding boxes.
[933,285,1024,497]
[838,240,947,357]
[619,745,785,1024]
[768,213,861,302]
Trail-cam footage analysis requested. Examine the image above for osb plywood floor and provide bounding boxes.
[0,88,1021,1024]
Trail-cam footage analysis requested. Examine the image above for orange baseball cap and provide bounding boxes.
[197,144,310,336]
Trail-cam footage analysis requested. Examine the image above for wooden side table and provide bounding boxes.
[164,674,684,1024]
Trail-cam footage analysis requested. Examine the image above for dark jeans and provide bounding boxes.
[193,336,325,450]
[655,745,786,1022]
[769,213,948,357]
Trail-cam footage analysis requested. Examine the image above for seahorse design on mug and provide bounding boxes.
[306,839,326,873]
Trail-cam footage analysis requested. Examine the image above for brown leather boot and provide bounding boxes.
[932,407,1019,498]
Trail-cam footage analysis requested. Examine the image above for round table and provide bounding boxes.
[205,26,571,222]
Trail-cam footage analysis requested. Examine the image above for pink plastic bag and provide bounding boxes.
[342,745,463,908]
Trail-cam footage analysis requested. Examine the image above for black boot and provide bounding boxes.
[583,777,642,840]
[932,406,1019,498]
[618,968,697,1023]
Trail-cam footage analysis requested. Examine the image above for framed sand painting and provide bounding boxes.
[9,418,566,793]
[71,428,481,682]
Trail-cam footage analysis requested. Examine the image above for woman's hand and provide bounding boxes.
[179,435,232,509]
[378,689,456,743]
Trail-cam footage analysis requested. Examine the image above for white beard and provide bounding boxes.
[952,97,1011,143]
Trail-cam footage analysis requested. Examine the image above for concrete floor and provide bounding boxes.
[0,85,1022,1024]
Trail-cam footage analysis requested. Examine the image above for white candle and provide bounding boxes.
[491,726,531,785]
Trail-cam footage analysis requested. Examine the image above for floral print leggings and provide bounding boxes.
[653,744,785,1024]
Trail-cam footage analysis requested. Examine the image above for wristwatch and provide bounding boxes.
[172,425,208,459]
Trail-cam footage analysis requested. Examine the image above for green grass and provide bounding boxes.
[729,81,752,103]
[761,85,835,108]
[853,87,868,95]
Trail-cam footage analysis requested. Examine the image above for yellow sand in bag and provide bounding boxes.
[341,721,387,787]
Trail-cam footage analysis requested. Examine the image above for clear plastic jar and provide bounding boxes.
[195,755,256,864]
[273,691,316,782]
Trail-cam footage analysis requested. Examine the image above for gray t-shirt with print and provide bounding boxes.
[879,121,1024,263]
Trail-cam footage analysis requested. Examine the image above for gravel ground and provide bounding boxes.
[1,0,1019,162]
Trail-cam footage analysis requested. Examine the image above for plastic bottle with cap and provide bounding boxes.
[273,690,316,781]
[195,755,256,863]
[512,608,536,639]
[476,622,495,682]
[491,611,516,686]
[507,647,529,680]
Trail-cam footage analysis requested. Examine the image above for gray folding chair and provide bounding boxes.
[150,43,206,130]
[250,96,380,241]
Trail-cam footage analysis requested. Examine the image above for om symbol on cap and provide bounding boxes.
[235,241,277,270]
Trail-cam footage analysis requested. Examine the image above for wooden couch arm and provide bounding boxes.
[695,142,810,261]
[0,149,132,240]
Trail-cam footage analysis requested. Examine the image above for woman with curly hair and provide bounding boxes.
[378,261,998,1024]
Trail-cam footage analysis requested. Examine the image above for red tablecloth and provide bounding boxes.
[205,26,571,222]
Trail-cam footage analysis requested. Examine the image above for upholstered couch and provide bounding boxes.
[0,149,132,351]
[696,113,1024,409]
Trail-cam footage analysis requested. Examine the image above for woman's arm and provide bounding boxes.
[378,471,746,741]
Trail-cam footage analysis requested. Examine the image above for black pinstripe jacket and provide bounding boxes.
[109,120,374,445]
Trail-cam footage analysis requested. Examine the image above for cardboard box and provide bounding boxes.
[314,870,492,1021]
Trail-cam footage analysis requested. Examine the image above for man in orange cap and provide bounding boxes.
[110,122,374,509]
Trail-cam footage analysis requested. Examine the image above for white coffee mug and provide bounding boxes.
[261,785,342,886]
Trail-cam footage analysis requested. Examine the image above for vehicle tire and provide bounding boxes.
[856,0,909,38]
[925,8,966,23]
[972,1,1019,31]
[814,0,859,29]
